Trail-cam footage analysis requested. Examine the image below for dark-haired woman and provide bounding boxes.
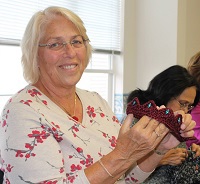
[126,65,200,183]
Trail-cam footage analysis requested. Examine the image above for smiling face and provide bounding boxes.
[37,15,88,89]
[166,86,197,113]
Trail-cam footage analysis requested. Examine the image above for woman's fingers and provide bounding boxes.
[173,110,196,138]
[180,118,196,138]
[117,108,196,164]
[174,110,194,131]
[134,115,167,135]
[191,143,200,157]
[119,114,134,135]
[130,116,169,151]
[116,115,167,161]
[160,148,187,166]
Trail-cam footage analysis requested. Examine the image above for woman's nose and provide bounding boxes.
[62,43,76,57]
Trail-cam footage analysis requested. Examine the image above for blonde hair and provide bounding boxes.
[21,6,92,84]
[187,51,200,85]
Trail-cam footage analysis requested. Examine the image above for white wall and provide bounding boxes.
[120,0,136,94]
[123,0,200,93]
[178,0,200,66]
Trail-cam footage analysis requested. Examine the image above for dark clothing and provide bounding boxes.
[143,150,200,184]
[0,170,3,184]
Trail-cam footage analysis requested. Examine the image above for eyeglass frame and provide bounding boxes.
[38,35,89,51]
[174,98,194,112]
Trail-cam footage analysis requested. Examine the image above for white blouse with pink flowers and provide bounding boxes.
[0,85,152,183]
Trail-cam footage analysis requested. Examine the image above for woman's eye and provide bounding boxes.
[71,39,83,45]
[49,43,60,48]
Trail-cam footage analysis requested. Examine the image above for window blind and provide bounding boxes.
[0,0,121,51]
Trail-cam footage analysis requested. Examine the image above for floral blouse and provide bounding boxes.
[0,85,152,183]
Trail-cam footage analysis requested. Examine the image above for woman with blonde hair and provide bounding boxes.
[0,6,196,183]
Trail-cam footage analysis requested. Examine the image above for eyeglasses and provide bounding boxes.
[39,35,89,51]
[174,98,194,112]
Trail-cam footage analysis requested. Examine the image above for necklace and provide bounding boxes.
[71,94,79,121]
[51,93,79,121]
[39,82,79,121]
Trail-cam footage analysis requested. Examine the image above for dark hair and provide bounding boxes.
[127,65,200,107]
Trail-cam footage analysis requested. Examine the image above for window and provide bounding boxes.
[0,45,24,110]
[0,0,121,112]
[77,52,114,106]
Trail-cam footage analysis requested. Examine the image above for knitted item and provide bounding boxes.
[126,97,196,142]
[142,148,200,184]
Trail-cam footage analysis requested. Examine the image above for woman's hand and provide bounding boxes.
[113,109,195,172]
[158,148,187,166]
[114,114,169,163]
[177,110,196,138]
[155,110,196,152]
[190,143,200,158]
